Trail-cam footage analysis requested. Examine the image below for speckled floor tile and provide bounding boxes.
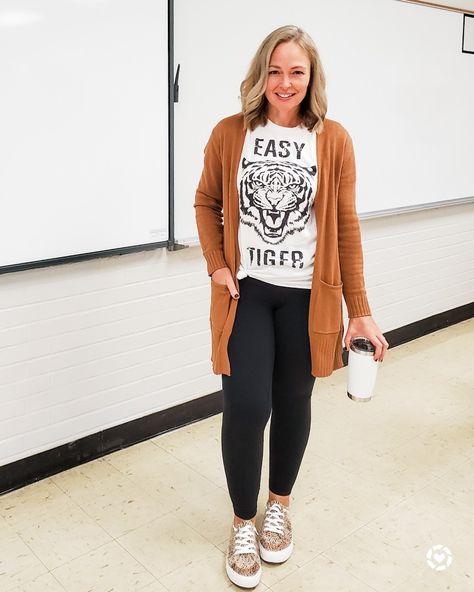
[1,319,471,592]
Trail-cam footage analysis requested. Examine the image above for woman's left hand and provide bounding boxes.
[344,316,389,362]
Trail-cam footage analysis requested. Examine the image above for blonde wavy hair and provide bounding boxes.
[239,25,327,134]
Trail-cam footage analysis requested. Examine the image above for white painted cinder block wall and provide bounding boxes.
[0,202,472,466]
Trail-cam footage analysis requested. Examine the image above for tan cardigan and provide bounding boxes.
[194,112,372,378]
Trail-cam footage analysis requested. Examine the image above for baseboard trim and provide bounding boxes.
[1,302,472,496]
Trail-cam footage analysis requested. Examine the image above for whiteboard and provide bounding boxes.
[174,0,474,243]
[0,0,168,269]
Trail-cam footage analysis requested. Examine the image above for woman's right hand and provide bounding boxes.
[211,267,240,299]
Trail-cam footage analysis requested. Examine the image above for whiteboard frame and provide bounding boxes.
[4,0,472,275]
[0,0,181,277]
[397,0,474,15]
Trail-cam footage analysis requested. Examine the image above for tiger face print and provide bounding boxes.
[239,157,317,245]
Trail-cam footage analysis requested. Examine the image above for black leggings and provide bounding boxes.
[221,275,316,520]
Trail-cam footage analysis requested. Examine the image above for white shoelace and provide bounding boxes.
[262,503,286,535]
[233,522,258,555]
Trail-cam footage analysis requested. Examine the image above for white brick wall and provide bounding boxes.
[0,203,472,466]
[358,203,474,329]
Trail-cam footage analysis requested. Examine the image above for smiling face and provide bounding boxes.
[264,40,311,125]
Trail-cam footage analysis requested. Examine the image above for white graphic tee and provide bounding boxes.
[236,118,318,289]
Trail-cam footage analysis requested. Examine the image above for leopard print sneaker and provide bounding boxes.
[225,519,262,588]
[258,500,293,563]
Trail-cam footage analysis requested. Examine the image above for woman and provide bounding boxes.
[194,25,389,588]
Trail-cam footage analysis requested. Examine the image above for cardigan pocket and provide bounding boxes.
[210,277,231,333]
[311,278,343,334]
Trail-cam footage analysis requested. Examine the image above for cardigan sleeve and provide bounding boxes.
[337,132,372,318]
[193,124,228,276]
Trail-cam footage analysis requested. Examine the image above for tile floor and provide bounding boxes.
[0,319,473,591]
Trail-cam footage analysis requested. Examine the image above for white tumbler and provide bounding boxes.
[347,336,378,402]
